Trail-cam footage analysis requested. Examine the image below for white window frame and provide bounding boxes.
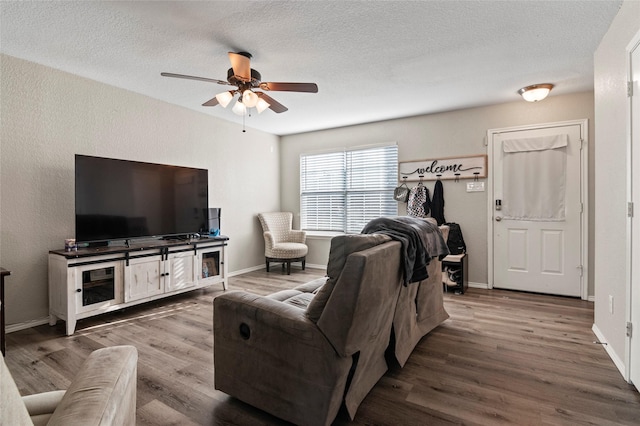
[300,143,398,234]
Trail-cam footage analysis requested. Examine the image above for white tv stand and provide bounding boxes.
[48,236,228,335]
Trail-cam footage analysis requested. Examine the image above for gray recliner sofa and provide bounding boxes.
[214,222,449,426]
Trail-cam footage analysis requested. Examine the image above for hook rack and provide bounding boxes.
[398,155,487,182]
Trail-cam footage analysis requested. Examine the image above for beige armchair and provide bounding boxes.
[1,345,138,426]
[257,212,308,274]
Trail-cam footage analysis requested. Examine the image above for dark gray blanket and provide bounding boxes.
[361,216,449,284]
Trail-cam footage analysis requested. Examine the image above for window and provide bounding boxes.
[300,144,398,233]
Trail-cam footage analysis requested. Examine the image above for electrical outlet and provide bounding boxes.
[609,295,614,314]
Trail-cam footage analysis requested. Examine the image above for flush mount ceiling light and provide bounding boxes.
[518,83,554,102]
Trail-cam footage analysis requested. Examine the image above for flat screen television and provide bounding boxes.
[75,155,208,244]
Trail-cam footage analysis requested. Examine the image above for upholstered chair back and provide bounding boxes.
[257,212,308,274]
[258,212,293,243]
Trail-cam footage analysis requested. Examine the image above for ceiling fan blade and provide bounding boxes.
[161,72,230,86]
[202,97,219,107]
[259,82,318,93]
[228,52,251,82]
[257,93,288,113]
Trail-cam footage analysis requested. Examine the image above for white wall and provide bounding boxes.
[281,92,596,292]
[593,0,640,375]
[0,54,280,326]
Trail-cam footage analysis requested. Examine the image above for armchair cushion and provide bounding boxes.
[281,292,315,310]
[267,278,326,310]
[22,390,66,426]
[268,242,308,259]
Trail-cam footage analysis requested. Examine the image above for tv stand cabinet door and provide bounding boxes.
[124,256,164,302]
[197,245,227,290]
[165,252,197,292]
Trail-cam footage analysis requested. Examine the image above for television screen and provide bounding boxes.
[75,155,208,243]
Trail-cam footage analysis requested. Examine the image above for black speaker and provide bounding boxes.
[208,208,221,236]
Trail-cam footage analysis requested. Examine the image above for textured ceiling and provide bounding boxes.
[0,1,622,136]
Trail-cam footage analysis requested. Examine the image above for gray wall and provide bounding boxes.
[281,92,596,293]
[0,54,280,326]
[593,0,640,375]
[0,45,615,334]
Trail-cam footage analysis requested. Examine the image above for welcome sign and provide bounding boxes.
[399,155,487,181]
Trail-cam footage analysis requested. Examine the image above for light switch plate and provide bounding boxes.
[466,182,485,192]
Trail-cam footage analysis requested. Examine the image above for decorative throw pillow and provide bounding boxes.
[306,234,391,323]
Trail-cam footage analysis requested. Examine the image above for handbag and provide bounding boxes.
[407,183,427,216]
[393,183,410,202]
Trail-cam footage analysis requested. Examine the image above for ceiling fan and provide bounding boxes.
[161,51,318,115]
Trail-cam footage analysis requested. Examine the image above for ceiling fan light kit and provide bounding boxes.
[215,91,234,108]
[162,51,318,119]
[518,83,554,102]
[256,97,270,114]
[242,90,259,108]
[232,100,247,116]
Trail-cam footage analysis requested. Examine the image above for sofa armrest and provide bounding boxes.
[214,291,351,426]
[214,291,338,364]
[47,345,138,426]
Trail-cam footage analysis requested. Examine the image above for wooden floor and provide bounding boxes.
[5,268,640,425]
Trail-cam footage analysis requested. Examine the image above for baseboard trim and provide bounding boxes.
[468,281,489,289]
[471,282,595,301]
[6,317,50,334]
[305,263,326,270]
[228,265,264,276]
[591,323,627,381]
[229,263,325,278]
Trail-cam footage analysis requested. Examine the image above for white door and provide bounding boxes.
[489,121,586,297]
[629,33,640,389]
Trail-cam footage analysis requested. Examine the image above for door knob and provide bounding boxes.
[495,216,502,221]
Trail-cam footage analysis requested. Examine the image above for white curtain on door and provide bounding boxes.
[502,134,568,221]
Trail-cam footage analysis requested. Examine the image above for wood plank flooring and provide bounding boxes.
[4,268,640,425]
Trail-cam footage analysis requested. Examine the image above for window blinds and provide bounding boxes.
[300,145,398,233]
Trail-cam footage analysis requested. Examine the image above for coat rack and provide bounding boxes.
[399,154,487,182]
